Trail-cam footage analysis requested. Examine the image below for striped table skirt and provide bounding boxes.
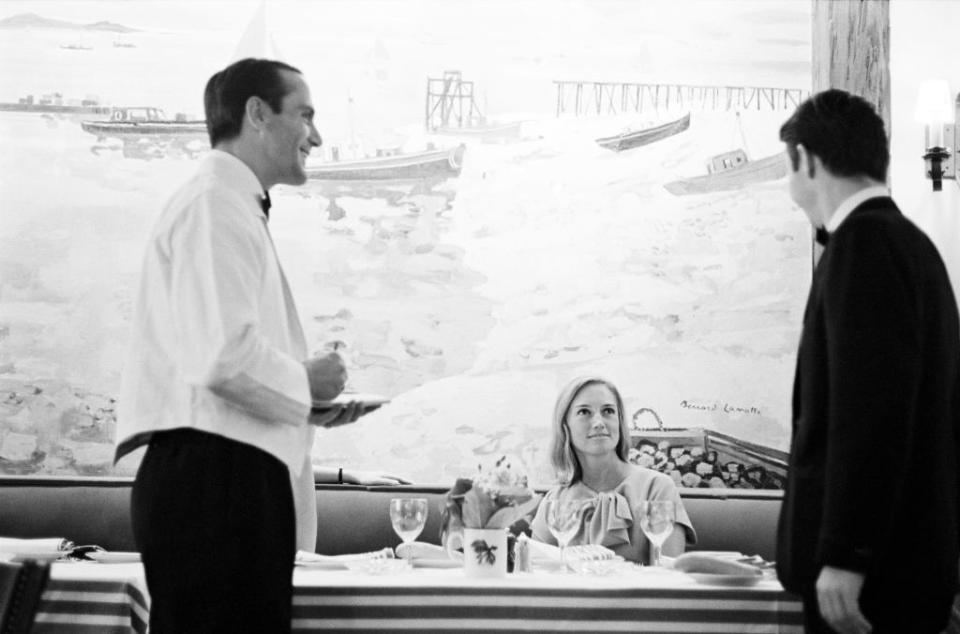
[291,570,803,634]
[34,573,149,634]
[34,563,804,633]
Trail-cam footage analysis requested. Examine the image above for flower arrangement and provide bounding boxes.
[439,456,541,551]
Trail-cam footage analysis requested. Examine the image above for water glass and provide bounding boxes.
[637,500,675,566]
[389,498,428,558]
[544,498,582,572]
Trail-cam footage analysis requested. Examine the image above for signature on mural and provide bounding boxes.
[679,400,762,416]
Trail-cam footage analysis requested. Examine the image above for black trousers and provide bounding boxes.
[131,428,296,634]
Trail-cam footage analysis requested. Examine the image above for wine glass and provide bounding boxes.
[637,500,675,567]
[389,498,428,560]
[543,498,582,572]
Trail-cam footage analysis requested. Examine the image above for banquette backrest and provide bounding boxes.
[0,477,783,561]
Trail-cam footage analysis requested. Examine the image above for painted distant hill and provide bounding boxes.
[0,13,139,33]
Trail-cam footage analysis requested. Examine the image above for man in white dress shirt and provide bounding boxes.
[115,58,362,633]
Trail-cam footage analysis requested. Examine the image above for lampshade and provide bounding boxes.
[914,79,953,125]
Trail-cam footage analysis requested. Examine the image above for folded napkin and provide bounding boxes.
[0,537,73,555]
[295,548,394,568]
[526,540,617,563]
[395,541,463,562]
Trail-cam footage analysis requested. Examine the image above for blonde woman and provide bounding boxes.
[531,376,696,564]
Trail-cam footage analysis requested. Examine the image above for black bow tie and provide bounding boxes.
[260,191,271,219]
[815,226,829,246]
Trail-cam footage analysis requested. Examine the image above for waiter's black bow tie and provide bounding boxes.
[260,191,272,219]
[815,226,829,246]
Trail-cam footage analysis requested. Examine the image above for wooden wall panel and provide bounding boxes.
[812,0,891,135]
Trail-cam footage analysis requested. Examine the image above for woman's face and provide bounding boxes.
[566,383,620,457]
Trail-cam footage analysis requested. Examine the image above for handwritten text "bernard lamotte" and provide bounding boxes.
[680,400,761,416]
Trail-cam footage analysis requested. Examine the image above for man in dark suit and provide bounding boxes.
[776,89,960,634]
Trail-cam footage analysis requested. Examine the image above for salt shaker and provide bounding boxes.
[514,534,532,573]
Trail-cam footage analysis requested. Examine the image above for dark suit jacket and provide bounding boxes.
[776,197,960,623]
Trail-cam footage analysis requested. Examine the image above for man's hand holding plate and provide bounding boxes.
[308,400,365,428]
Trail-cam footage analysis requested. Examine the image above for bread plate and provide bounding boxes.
[686,572,763,587]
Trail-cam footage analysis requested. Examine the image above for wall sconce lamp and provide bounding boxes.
[915,79,957,192]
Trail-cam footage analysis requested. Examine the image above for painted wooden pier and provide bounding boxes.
[554,81,810,117]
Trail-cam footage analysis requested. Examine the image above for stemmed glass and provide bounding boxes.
[637,500,675,567]
[390,498,428,561]
[544,498,582,572]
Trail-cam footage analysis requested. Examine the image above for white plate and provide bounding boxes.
[687,572,763,587]
[87,551,141,563]
[312,392,389,412]
[687,551,745,559]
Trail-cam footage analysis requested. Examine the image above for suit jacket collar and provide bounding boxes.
[826,185,891,232]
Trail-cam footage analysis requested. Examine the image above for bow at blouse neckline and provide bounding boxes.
[577,491,634,548]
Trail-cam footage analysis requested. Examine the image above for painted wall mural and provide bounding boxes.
[0,0,813,486]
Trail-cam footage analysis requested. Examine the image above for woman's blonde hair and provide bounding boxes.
[549,376,630,484]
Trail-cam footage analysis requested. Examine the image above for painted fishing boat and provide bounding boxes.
[0,93,112,116]
[430,120,523,143]
[595,112,691,152]
[663,150,786,196]
[629,421,787,490]
[80,107,207,140]
[306,144,465,181]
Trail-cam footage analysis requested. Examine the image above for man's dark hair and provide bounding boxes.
[204,58,302,147]
[779,88,889,182]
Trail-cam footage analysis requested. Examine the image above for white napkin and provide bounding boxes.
[0,537,73,555]
[526,540,617,562]
[295,547,394,567]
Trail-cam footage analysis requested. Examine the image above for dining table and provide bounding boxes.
[33,559,805,633]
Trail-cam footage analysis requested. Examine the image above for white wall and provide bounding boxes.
[890,0,960,311]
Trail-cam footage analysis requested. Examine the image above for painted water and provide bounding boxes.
[0,0,812,484]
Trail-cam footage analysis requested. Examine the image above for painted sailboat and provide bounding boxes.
[230,0,284,61]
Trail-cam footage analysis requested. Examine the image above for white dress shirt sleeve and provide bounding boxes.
[168,189,311,427]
